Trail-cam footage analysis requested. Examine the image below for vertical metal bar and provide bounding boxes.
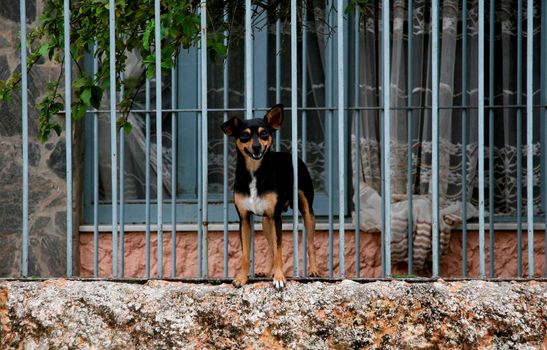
[337,0,345,278]
[327,0,334,279]
[93,44,99,278]
[19,2,31,266]
[64,0,73,278]
[461,0,469,277]
[119,73,125,278]
[354,5,361,278]
[223,8,229,278]
[275,14,281,152]
[379,4,386,278]
[154,0,163,278]
[517,0,523,277]
[488,0,495,278]
[171,64,177,278]
[302,0,308,277]
[542,0,547,278]
[525,0,534,277]
[478,0,486,278]
[197,49,203,278]
[406,0,414,276]
[291,0,299,277]
[382,0,391,277]
[244,0,256,277]
[245,0,253,121]
[431,0,440,278]
[20,0,29,278]
[108,0,118,279]
[145,78,151,278]
[200,1,209,278]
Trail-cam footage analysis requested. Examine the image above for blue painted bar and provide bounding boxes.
[488,0,495,278]
[223,10,229,277]
[20,0,29,278]
[171,64,177,278]
[245,0,253,121]
[337,0,345,278]
[64,0,73,277]
[542,0,547,278]
[244,0,255,277]
[326,0,334,279]
[302,0,308,277]
[201,1,209,278]
[431,0,440,278]
[517,0,523,277]
[145,78,151,278]
[119,124,125,277]
[119,71,125,278]
[382,0,391,277]
[461,0,469,277]
[197,46,203,278]
[154,0,163,278]
[354,5,361,278]
[291,0,299,277]
[108,0,118,278]
[478,0,486,277]
[93,44,99,277]
[525,0,534,277]
[275,16,281,152]
[406,0,413,276]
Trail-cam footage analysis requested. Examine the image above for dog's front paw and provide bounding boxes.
[272,272,286,290]
[233,273,248,288]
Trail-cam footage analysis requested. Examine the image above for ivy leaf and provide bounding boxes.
[38,43,50,58]
[143,21,154,50]
[80,88,92,106]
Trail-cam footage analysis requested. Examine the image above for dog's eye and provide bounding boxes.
[260,131,269,140]
[240,132,251,142]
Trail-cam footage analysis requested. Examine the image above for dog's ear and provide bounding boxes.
[264,104,283,130]
[221,116,242,137]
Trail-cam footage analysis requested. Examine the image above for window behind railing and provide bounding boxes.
[7,0,547,280]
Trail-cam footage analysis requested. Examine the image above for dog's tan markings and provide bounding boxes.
[298,190,319,277]
[258,216,274,277]
[233,193,252,287]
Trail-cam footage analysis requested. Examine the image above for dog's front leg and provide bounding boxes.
[271,215,286,289]
[234,212,252,287]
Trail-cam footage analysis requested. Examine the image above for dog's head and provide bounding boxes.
[221,104,283,161]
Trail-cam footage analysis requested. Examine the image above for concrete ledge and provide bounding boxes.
[1,280,546,349]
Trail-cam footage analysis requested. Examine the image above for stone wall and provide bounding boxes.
[1,279,546,348]
[0,0,82,277]
[79,229,546,279]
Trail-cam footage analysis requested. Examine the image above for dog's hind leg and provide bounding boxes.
[299,191,319,277]
[233,212,252,287]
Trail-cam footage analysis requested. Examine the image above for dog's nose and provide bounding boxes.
[252,145,262,154]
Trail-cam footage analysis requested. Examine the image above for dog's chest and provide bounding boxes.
[240,176,271,215]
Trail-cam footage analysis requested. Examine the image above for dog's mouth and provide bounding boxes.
[245,148,265,160]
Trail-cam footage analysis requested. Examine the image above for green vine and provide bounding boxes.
[0,0,365,143]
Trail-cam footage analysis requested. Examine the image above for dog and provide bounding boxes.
[221,104,319,289]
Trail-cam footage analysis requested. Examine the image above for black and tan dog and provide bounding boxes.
[221,104,319,289]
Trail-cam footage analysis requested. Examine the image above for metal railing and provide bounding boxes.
[14,0,547,280]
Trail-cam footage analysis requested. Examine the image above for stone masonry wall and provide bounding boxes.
[0,0,83,277]
[1,280,546,349]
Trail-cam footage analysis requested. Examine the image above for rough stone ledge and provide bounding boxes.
[1,279,546,349]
